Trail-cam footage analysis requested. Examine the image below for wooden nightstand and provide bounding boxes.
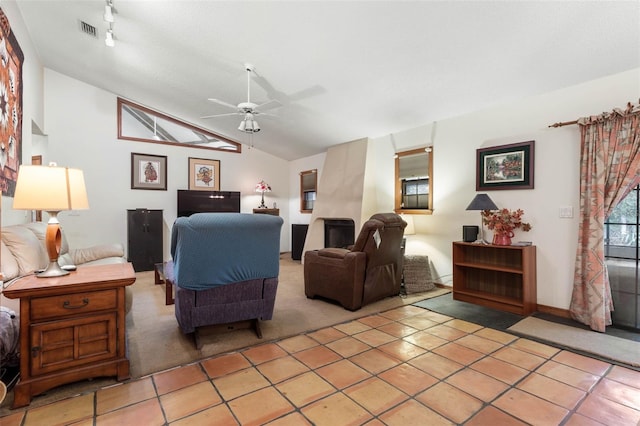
[253,208,280,216]
[3,263,136,408]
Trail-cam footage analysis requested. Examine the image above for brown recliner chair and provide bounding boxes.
[304,213,407,311]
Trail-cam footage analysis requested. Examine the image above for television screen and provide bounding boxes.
[177,190,241,217]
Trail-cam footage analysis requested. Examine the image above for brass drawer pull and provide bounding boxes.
[63,298,89,309]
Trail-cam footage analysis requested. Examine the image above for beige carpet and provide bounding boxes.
[508,316,640,368]
[127,254,449,378]
[1,254,448,414]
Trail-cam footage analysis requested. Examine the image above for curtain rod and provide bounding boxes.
[548,120,578,128]
[549,100,639,128]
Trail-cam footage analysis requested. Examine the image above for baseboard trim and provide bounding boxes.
[536,304,571,319]
[419,284,572,319]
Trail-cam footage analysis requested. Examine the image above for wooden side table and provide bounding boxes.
[253,208,280,216]
[3,263,136,408]
[154,262,175,305]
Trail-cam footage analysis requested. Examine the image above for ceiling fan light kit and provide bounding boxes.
[239,113,260,133]
[203,63,280,134]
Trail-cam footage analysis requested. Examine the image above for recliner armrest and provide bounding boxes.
[316,248,351,259]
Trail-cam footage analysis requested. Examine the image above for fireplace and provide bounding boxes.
[324,219,355,249]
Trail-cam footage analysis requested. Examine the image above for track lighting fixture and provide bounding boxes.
[103,1,115,23]
[105,29,115,47]
[103,1,116,47]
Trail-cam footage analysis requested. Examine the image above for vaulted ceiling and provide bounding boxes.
[15,1,640,161]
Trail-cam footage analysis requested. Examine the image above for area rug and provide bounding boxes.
[413,292,523,331]
[508,316,640,368]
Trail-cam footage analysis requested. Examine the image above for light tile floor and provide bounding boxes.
[2,305,640,425]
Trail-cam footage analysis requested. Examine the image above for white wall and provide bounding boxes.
[369,67,640,311]
[35,69,291,259]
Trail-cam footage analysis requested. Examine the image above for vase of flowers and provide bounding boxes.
[481,208,532,246]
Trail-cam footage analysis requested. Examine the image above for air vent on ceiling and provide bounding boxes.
[79,20,98,38]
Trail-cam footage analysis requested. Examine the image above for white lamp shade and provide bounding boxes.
[13,165,89,211]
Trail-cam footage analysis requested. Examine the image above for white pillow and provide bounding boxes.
[1,225,48,275]
[0,240,20,281]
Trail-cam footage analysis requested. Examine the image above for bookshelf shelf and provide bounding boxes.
[452,242,537,315]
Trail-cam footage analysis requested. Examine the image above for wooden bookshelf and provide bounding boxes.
[452,242,537,315]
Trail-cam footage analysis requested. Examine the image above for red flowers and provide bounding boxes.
[481,208,532,234]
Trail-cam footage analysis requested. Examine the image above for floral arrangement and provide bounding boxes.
[481,208,532,235]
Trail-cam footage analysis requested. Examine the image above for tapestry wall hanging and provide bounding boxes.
[0,8,23,197]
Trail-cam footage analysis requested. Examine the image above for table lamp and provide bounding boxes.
[13,164,89,277]
[465,193,498,244]
[255,180,271,209]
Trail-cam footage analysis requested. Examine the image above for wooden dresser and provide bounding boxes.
[3,263,136,408]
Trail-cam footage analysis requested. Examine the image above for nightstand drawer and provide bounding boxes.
[31,289,118,321]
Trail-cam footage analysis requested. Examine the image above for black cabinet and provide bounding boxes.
[127,209,163,272]
[291,224,309,261]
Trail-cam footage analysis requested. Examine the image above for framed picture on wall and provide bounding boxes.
[131,153,167,190]
[188,157,220,191]
[476,140,534,190]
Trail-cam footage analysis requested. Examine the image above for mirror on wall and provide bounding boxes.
[117,98,242,153]
[300,169,317,213]
[394,147,433,215]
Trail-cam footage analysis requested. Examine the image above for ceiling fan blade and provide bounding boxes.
[207,98,239,110]
[254,99,282,112]
[201,112,242,119]
[253,111,278,117]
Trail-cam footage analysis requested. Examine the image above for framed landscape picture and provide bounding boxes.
[476,140,534,190]
[131,153,167,190]
[188,157,220,191]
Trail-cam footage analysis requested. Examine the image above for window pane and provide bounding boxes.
[608,190,638,223]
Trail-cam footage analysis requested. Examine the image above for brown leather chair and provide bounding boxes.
[304,213,407,310]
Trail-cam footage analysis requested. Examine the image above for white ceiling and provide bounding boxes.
[15,1,640,161]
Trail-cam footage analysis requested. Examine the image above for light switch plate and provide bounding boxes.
[559,206,573,218]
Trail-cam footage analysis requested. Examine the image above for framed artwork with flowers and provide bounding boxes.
[0,8,24,197]
[188,157,220,191]
[131,152,167,190]
[476,140,534,190]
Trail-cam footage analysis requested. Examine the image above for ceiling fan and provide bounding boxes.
[202,64,281,133]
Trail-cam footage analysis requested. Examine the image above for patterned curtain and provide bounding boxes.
[569,103,640,332]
